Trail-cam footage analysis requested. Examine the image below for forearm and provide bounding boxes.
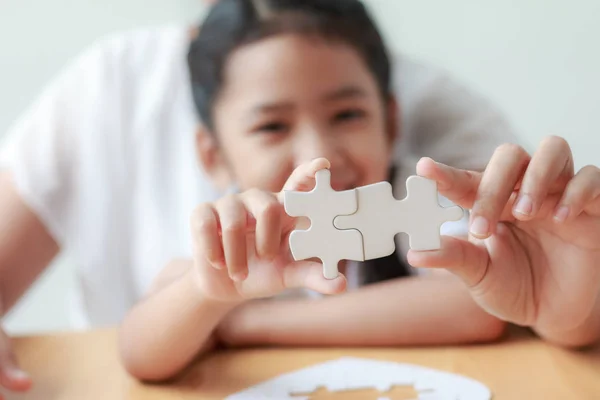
[534,291,600,348]
[0,173,60,317]
[119,267,238,381]
[222,275,506,347]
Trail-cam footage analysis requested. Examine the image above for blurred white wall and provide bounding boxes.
[1,0,599,334]
[368,0,600,169]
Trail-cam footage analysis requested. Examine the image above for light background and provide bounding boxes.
[1,0,598,334]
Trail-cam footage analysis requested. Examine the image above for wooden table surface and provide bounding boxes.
[6,327,600,399]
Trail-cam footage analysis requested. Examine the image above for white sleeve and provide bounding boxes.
[393,55,523,173]
[0,42,111,244]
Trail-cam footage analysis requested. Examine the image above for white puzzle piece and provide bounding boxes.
[283,169,364,279]
[334,176,464,257]
[225,357,492,400]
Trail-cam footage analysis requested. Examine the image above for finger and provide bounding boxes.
[241,189,282,261]
[513,136,574,221]
[407,236,490,289]
[416,157,482,209]
[215,196,249,282]
[283,261,347,294]
[0,331,32,393]
[470,144,531,238]
[416,157,518,222]
[191,204,225,270]
[554,165,600,223]
[278,158,331,199]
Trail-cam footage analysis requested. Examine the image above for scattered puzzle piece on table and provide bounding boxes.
[291,384,419,399]
[225,357,492,400]
[334,176,464,257]
[283,169,364,279]
[283,170,464,279]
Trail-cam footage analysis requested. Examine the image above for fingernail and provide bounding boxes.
[428,158,442,169]
[514,195,533,216]
[7,369,30,381]
[554,206,569,223]
[231,271,248,282]
[470,216,489,237]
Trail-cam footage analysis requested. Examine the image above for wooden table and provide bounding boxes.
[6,327,600,399]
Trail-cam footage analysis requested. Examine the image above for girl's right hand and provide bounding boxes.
[0,326,32,399]
[190,158,347,304]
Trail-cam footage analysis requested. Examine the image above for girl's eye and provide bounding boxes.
[333,109,366,123]
[256,122,288,134]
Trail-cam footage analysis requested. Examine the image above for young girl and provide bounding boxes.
[1,0,521,392]
[117,0,508,381]
[4,0,599,393]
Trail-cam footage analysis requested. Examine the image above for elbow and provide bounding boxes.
[466,313,508,344]
[118,323,178,383]
[121,364,175,384]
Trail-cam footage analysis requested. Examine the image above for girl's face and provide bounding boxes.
[198,34,397,193]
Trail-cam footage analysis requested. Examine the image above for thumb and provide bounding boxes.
[277,158,331,200]
[0,329,32,393]
[416,157,482,210]
[277,157,331,233]
[282,260,347,295]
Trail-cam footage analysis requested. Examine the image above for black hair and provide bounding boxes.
[187,0,392,130]
[188,0,410,284]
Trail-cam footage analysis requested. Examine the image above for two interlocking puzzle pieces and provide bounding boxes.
[284,169,464,279]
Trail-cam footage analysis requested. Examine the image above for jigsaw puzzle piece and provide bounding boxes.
[284,169,357,217]
[284,169,364,279]
[288,229,363,279]
[333,181,399,260]
[334,176,463,258]
[403,176,463,250]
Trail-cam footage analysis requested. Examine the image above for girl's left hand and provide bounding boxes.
[410,136,600,336]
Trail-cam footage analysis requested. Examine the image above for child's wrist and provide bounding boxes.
[187,266,247,308]
[215,301,265,347]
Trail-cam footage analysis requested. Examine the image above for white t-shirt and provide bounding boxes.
[0,26,518,329]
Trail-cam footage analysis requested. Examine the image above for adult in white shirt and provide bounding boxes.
[3,0,599,393]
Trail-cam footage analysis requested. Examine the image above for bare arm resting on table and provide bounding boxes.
[119,259,505,382]
[119,159,348,382]
[118,159,505,382]
[0,172,59,394]
[118,259,237,382]
[218,273,506,347]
